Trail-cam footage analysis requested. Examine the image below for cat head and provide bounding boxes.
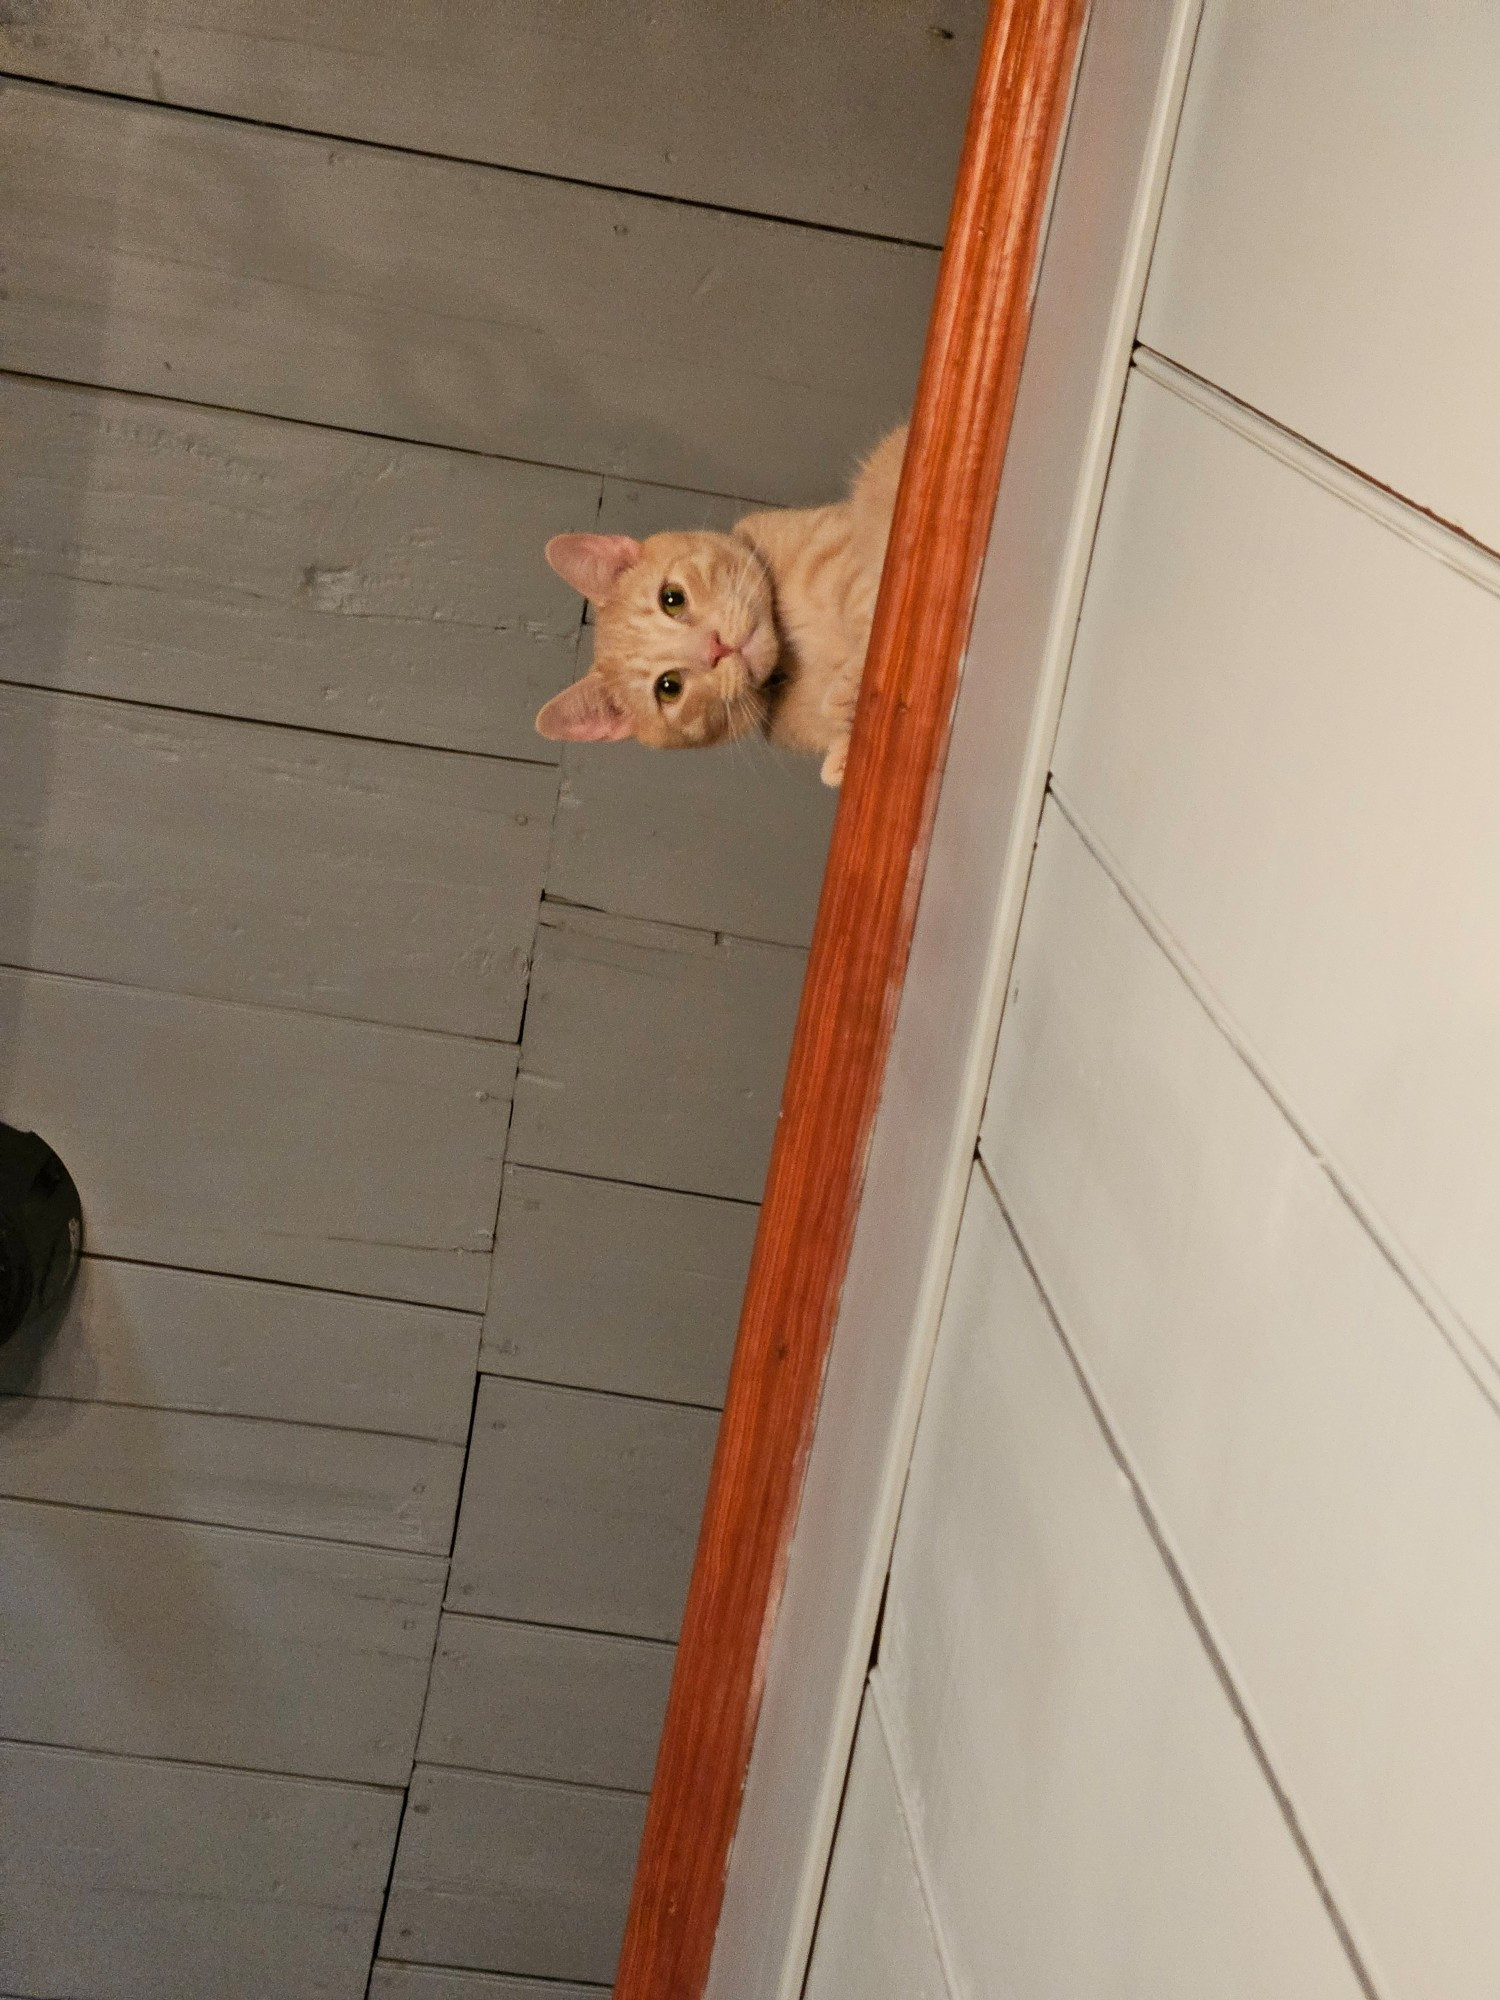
[536,529,780,749]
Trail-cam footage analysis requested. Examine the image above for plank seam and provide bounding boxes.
[0,365,782,507]
[373,1960,608,1994]
[472,1366,722,1418]
[0,950,525,1053]
[0,1488,453,1562]
[981,1161,1384,2000]
[58,1247,486,1317]
[413,1758,648,1801]
[1,1388,471,1449]
[1045,784,1500,1419]
[439,1608,675,1655]
[0,72,949,253]
[0,1732,407,1796]
[0,668,561,772]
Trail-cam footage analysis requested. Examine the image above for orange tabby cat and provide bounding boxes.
[536,427,906,787]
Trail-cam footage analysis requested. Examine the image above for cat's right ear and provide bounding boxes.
[535,672,634,743]
[545,533,643,603]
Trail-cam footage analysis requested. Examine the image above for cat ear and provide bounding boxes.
[535,672,635,743]
[545,533,643,603]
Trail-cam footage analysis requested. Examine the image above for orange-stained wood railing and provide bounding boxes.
[612,2,1088,1991]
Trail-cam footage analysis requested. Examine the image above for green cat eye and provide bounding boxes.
[655,672,684,703]
[658,583,687,616]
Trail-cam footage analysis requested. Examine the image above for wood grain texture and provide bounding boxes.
[549,739,836,948]
[613,3,1088,1988]
[1051,366,1500,1381]
[0,1739,400,2000]
[0,1498,443,1782]
[0,80,931,502]
[0,1255,479,1442]
[447,1379,716,1643]
[0,0,984,242]
[987,802,1500,2000]
[508,907,805,1205]
[874,1176,1364,1999]
[0,1394,462,1552]
[0,682,553,1037]
[0,964,515,1306]
[482,1167,754,1408]
[418,1613,673,1793]
[371,1968,605,2000]
[1139,0,1500,554]
[381,1766,645,1985]
[0,374,592,759]
[802,1697,949,2000]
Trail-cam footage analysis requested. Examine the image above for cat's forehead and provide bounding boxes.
[631,529,749,588]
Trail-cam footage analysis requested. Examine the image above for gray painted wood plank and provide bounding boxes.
[0,966,515,1308]
[0,1740,399,2000]
[595,475,752,543]
[0,1395,462,1552]
[508,907,804,1204]
[447,1378,717,1642]
[0,1498,443,1783]
[482,1166,753,1407]
[0,683,554,1038]
[0,81,931,502]
[551,723,836,946]
[0,1256,478,1442]
[372,1967,605,2000]
[417,1612,673,1794]
[381,1766,645,1985]
[0,0,983,242]
[0,374,592,759]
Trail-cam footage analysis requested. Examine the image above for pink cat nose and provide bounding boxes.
[706,632,737,664]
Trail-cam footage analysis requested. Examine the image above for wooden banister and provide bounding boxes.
[612,3,1088,1989]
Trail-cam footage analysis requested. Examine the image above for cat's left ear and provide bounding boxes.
[535,672,635,743]
[545,533,643,603]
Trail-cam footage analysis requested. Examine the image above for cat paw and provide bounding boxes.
[820,738,849,788]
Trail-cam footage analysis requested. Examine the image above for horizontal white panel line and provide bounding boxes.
[1134,347,1500,596]
[0,73,946,253]
[0,364,776,508]
[864,1670,964,2000]
[0,1730,406,1795]
[1046,783,1500,1421]
[977,1161,1383,2000]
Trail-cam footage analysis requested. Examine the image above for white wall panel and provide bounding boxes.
[986,803,1500,2000]
[878,1170,1364,2000]
[1140,0,1500,551]
[1052,368,1500,1382]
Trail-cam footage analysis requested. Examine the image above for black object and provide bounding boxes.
[0,1123,83,1346]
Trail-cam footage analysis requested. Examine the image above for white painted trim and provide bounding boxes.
[704,4,1206,1994]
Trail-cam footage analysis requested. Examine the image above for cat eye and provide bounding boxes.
[655,672,684,703]
[658,583,687,616]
